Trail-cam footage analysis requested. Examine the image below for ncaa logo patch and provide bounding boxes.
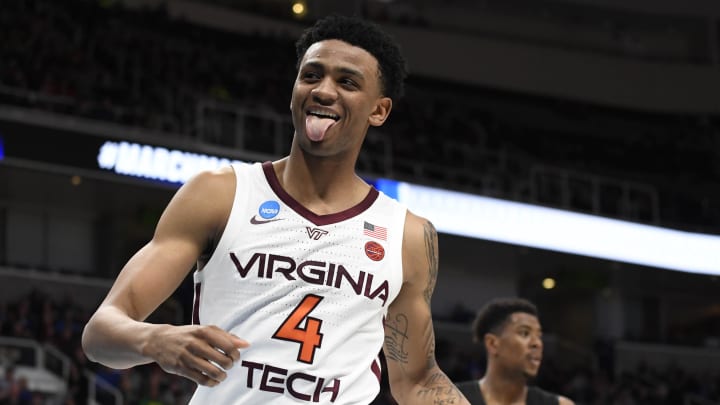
[258,200,280,219]
[365,241,385,261]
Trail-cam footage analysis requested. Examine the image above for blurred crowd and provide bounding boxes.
[0,289,196,405]
[0,0,295,133]
[3,0,719,233]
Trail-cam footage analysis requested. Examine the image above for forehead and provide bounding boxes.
[301,39,379,75]
[505,312,540,330]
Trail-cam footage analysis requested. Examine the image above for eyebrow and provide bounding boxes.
[303,61,365,80]
[514,321,541,331]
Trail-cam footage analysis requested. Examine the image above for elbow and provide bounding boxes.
[386,374,401,402]
[387,365,447,404]
[81,318,99,363]
[387,375,414,404]
[387,385,405,404]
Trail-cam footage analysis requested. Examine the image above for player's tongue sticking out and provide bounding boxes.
[305,115,336,142]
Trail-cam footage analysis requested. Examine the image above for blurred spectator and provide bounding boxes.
[0,365,17,405]
[13,376,32,405]
[1,0,719,234]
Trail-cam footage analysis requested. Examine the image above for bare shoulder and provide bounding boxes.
[401,210,438,297]
[404,210,435,247]
[558,395,575,405]
[181,165,236,195]
[171,166,236,211]
[156,165,237,239]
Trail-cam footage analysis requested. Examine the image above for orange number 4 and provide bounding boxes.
[272,294,324,364]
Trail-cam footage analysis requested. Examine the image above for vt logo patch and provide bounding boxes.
[306,227,328,240]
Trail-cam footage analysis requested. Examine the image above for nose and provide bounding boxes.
[311,78,338,105]
[530,335,543,349]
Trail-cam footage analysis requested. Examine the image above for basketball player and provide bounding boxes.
[455,298,574,405]
[81,14,470,405]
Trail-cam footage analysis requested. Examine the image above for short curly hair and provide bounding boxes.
[471,297,539,343]
[295,14,408,100]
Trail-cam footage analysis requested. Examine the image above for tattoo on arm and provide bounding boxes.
[423,221,439,305]
[384,314,409,364]
[425,328,437,370]
[416,372,464,404]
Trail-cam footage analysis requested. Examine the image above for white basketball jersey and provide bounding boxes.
[189,162,406,404]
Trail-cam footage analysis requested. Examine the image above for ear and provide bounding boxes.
[484,333,499,356]
[368,97,392,127]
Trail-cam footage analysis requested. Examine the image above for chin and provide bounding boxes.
[523,370,539,381]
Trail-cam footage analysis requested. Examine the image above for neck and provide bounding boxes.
[274,149,368,214]
[480,370,528,405]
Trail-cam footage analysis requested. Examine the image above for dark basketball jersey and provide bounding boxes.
[455,380,559,405]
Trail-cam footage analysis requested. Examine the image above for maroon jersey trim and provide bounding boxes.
[262,161,379,226]
[371,358,382,383]
[192,282,201,325]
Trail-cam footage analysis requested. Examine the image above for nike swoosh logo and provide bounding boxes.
[250,216,285,225]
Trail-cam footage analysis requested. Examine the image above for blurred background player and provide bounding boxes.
[455,297,575,405]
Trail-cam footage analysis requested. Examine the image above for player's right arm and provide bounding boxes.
[81,167,249,386]
[559,395,576,405]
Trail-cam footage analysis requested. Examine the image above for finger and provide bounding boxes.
[182,367,220,387]
[184,351,228,383]
[225,335,249,362]
[208,347,236,371]
[207,338,244,365]
[202,328,249,363]
[186,336,235,370]
[230,334,250,349]
[219,345,241,364]
[187,347,233,381]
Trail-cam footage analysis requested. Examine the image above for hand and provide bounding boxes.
[144,324,250,386]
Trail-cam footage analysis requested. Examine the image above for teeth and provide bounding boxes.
[308,110,339,120]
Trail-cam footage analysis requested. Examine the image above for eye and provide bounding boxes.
[339,78,358,89]
[302,71,321,82]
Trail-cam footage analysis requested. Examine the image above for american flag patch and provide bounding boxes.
[363,221,387,241]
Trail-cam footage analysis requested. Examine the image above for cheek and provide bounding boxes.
[290,90,306,115]
[511,339,528,352]
[290,83,306,103]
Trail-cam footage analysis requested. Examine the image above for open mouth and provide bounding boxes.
[305,108,340,141]
[306,108,340,121]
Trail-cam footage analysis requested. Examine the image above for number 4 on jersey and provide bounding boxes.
[273,294,324,364]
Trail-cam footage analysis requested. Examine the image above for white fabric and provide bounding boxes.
[189,162,406,404]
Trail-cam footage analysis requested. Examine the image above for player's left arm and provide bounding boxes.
[559,395,576,405]
[383,212,470,405]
